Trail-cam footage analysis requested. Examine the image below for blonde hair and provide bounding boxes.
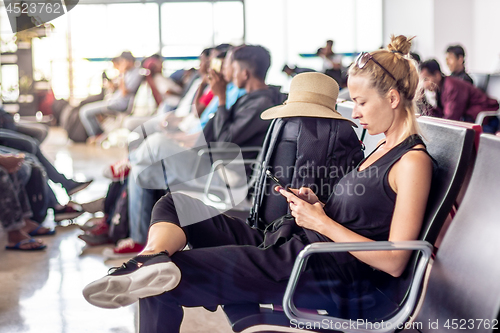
[348,35,422,140]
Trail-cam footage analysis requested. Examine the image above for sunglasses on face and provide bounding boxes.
[355,52,397,81]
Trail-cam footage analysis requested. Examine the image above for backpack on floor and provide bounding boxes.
[59,92,105,143]
[103,179,129,244]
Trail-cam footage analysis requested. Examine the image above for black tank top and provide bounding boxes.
[301,134,431,303]
[323,134,426,242]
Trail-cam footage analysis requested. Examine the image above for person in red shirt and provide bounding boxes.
[420,59,498,122]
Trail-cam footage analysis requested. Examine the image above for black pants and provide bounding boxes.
[141,193,331,333]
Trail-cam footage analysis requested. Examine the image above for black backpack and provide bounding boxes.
[59,92,105,143]
[25,162,49,223]
[102,180,129,243]
[248,117,364,230]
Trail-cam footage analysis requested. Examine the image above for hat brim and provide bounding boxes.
[261,102,357,127]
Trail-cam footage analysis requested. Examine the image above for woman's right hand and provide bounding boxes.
[274,186,323,206]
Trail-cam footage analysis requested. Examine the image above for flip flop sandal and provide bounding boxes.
[5,238,47,251]
[28,225,56,237]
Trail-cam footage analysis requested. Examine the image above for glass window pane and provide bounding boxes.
[356,0,383,52]
[66,3,159,99]
[106,3,160,57]
[213,1,244,45]
[161,2,213,49]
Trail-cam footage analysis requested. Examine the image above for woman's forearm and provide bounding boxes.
[317,217,411,277]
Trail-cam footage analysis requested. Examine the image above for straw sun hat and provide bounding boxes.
[261,72,355,126]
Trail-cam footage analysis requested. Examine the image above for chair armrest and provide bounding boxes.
[475,111,499,125]
[197,146,263,156]
[192,146,262,179]
[203,158,260,206]
[283,240,433,333]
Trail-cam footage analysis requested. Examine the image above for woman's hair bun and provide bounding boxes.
[387,35,414,56]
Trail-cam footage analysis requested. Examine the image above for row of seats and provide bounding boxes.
[219,109,499,332]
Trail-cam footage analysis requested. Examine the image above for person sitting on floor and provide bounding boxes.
[82,35,434,333]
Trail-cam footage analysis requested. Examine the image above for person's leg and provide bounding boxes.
[142,192,266,255]
[0,166,31,232]
[0,129,77,189]
[139,238,327,333]
[79,100,110,137]
[14,131,91,193]
[83,193,265,304]
[129,132,212,191]
[0,167,46,249]
[128,176,155,245]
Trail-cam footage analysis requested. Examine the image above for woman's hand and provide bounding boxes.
[278,188,330,234]
[0,154,25,173]
[274,186,324,206]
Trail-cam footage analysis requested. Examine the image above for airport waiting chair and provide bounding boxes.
[470,72,490,92]
[224,116,475,333]
[395,133,500,333]
[188,117,363,219]
[475,74,500,129]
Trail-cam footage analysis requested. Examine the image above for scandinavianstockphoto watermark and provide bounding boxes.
[2,0,79,33]
[252,163,379,199]
[290,318,423,331]
[290,318,499,331]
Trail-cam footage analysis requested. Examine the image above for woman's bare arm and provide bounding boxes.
[280,149,432,277]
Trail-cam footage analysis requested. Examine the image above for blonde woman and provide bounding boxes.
[83,36,433,333]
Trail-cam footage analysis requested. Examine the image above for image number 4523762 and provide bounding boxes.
[3,0,79,33]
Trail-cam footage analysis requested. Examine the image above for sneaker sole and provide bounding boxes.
[82,262,181,309]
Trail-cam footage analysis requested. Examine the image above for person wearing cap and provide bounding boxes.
[79,51,144,142]
[82,36,433,333]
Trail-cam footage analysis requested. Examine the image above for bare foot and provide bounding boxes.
[22,219,52,236]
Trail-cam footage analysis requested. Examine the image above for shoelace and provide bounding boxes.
[108,258,139,275]
[106,251,170,275]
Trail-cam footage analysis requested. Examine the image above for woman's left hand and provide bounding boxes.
[279,189,330,233]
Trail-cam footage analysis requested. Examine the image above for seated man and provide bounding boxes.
[445,44,473,85]
[143,54,183,109]
[132,45,282,189]
[91,45,279,256]
[79,51,144,141]
[420,59,499,122]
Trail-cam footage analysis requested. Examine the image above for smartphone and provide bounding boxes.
[265,170,298,197]
[210,58,223,73]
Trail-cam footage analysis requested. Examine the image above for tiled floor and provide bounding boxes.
[0,128,233,333]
